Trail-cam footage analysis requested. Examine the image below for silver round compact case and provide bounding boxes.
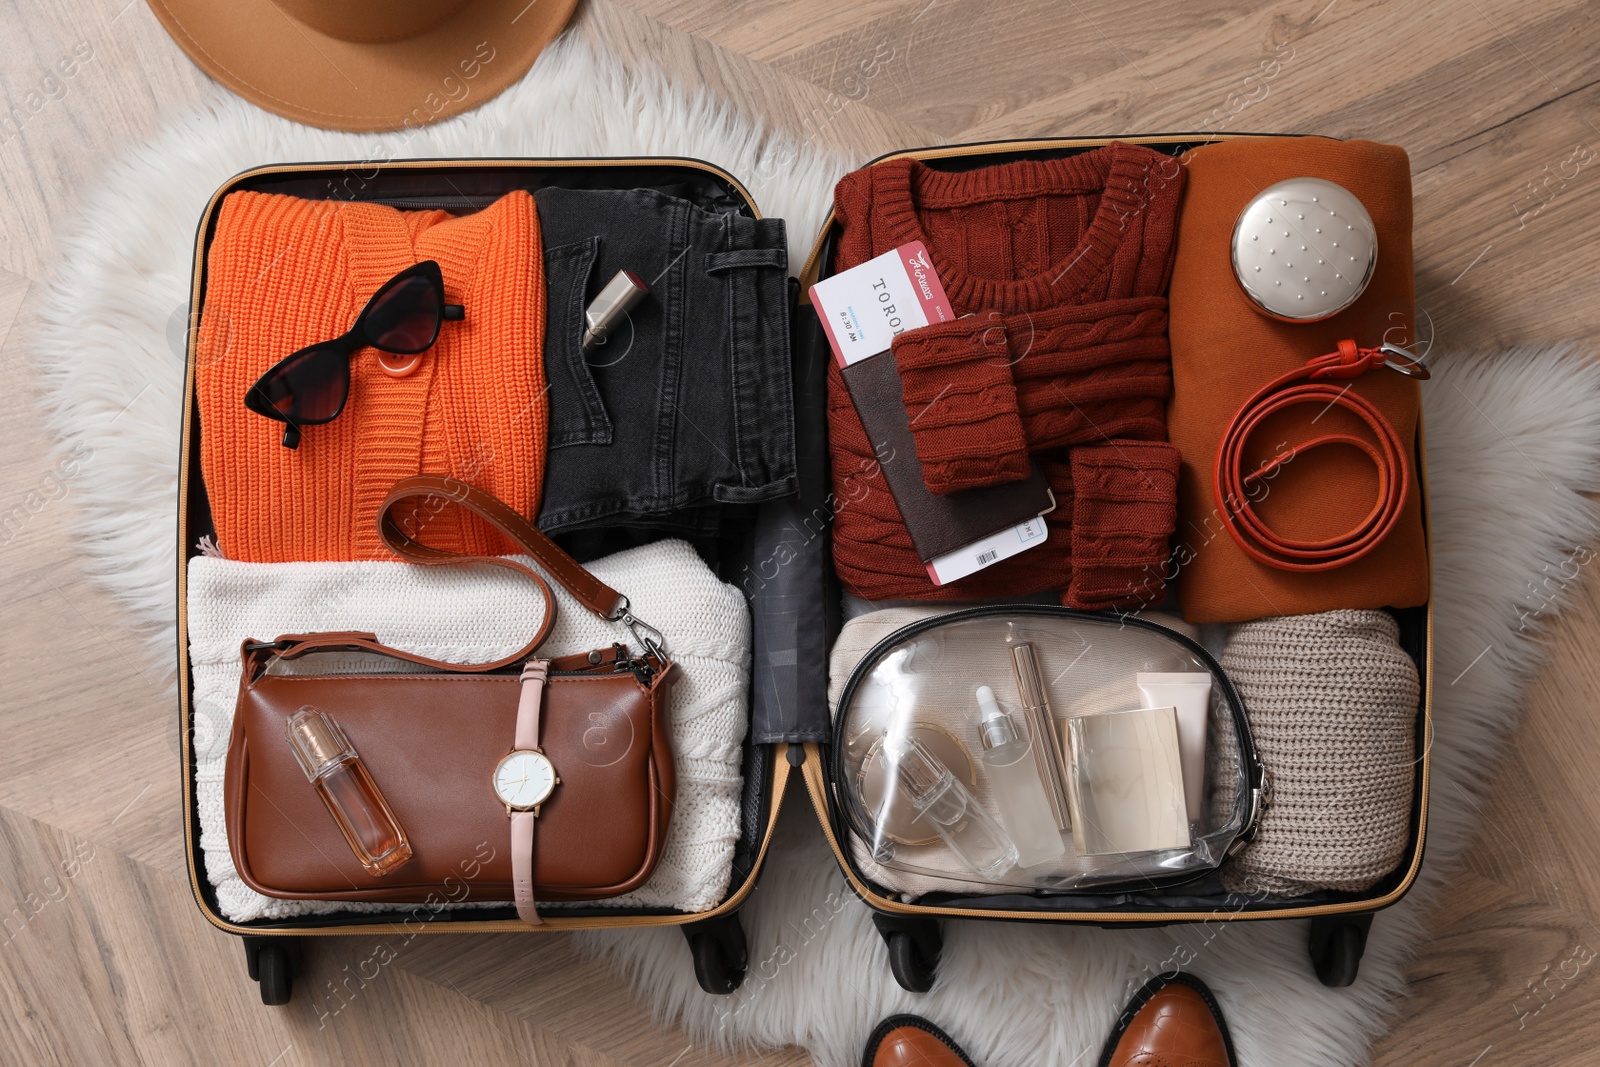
[1231,177,1378,322]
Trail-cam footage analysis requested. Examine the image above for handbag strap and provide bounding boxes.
[379,475,627,619]
[241,476,666,679]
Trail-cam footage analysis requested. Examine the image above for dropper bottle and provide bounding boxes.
[975,685,1067,868]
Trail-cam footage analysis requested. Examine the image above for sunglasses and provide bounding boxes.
[244,260,465,449]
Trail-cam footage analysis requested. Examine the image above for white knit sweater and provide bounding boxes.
[187,539,750,922]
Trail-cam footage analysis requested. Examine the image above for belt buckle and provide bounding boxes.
[1379,342,1431,380]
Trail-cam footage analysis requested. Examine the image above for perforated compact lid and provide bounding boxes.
[1231,177,1377,322]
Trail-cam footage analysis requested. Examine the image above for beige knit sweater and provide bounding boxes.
[1219,609,1418,896]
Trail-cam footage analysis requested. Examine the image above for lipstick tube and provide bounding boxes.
[581,270,650,355]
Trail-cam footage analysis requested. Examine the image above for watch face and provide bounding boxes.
[492,750,557,810]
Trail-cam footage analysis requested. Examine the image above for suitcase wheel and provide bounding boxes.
[1308,914,1371,987]
[873,914,941,993]
[684,913,748,995]
[244,936,302,1006]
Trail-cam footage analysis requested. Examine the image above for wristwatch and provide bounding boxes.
[491,659,558,924]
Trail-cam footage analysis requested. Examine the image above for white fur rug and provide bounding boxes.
[29,29,1600,1067]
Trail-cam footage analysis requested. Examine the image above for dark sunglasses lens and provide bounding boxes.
[255,346,349,424]
[363,274,441,354]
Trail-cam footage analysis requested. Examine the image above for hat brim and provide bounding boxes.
[145,0,579,132]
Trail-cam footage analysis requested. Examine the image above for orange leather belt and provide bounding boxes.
[1214,339,1428,573]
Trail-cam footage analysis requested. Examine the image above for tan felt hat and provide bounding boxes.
[145,0,580,132]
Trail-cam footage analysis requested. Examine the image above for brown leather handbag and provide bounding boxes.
[223,476,674,914]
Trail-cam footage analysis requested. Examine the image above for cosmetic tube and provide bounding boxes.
[975,686,1067,868]
[287,707,413,877]
[1135,672,1213,823]
[889,735,1018,879]
[1010,643,1073,830]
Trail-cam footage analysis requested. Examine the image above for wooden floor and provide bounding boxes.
[2,0,1599,1063]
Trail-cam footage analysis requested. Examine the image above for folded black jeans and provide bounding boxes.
[534,187,795,537]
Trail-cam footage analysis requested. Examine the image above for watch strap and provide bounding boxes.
[513,659,550,925]
[515,659,548,750]
[512,810,538,924]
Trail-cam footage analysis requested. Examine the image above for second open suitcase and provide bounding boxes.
[786,135,1433,993]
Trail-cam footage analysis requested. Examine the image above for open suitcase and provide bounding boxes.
[178,134,1430,1007]
[177,156,816,1004]
[787,134,1433,993]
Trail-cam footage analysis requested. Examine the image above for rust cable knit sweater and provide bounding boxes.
[197,190,546,562]
[827,142,1185,607]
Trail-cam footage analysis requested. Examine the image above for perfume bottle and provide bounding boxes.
[975,686,1067,869]
[286,707,413,877]
[890,736,1018,879]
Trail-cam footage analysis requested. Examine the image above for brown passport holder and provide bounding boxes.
[841,351,1053,562]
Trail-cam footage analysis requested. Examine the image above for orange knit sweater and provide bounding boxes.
[196,190,547,562]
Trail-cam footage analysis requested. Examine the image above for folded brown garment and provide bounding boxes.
[1167,137,1429,624]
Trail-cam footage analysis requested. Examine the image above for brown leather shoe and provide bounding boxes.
[1098,972,1236,1067]
[861,1015,978,1067]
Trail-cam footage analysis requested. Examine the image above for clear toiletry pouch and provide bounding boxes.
[828,606,1265,895]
